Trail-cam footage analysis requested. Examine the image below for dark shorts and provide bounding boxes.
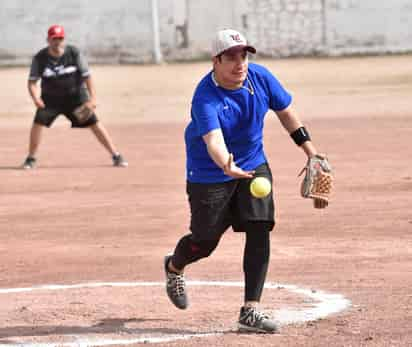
[187,162,275,242]
[34,95,98,128]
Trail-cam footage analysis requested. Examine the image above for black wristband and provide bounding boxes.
[290,127,311,146]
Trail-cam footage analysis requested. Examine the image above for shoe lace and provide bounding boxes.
[245,307,269,324]
[168,273,185,296]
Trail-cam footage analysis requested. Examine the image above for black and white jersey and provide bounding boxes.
[29,45,90,99]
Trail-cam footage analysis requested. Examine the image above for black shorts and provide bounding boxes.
[187,162,275,242]
[34,95,98,128]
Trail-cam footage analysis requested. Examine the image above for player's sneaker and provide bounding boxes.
[238,306,278,333]
[112,153,128,167]
[164,255,188,309]
[22,157,36,170]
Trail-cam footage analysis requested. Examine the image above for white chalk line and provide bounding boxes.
[0,281,351,347]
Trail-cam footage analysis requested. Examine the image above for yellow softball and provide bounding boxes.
[250,176,271,198]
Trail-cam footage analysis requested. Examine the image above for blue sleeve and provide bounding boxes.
[260,66,292,111]
[191,99,220,136]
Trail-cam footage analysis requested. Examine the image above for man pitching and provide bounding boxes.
[164,29,332,333]
[22,25,127,169]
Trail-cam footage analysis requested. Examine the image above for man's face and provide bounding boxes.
[48,37,65,51]
[214,47,249,85]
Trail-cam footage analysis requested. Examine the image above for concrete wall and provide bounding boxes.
[325,0,412,54]
[242,0,325,57]
[0,0,174,64]
[0,0,411,65]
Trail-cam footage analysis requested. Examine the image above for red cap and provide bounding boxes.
[48,25,65,39]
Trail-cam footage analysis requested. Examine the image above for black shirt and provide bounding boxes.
[29,45,90,101]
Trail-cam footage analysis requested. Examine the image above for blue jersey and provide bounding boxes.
[185,63,292,183]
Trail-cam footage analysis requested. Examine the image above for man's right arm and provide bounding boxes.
[28,55,45,109]
[28,80,44,109]
[202,129,230,169]
[203,129,254,179]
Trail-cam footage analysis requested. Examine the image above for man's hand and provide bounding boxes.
[84,99,96,111]
[223,154,255,179]
[33,98,45,109]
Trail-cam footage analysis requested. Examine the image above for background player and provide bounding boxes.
[164,29,329,333]
[22,25,127,169]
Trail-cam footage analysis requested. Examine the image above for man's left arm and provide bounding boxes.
[261,65,317,156]
[84,76,96,109]
[72,53,96,122]
[276,105,333,209]
[77,51,96,109]
[275,105,317,157]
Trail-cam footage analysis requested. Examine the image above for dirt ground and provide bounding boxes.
[0,55,411,346]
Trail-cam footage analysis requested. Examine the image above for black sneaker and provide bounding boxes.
[22,157,36,170]
[164,255,188,309]
[238,306,278,333]
[112,153,128,167]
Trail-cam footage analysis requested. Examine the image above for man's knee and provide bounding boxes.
[172,234,220,269]
[181,234,219,259]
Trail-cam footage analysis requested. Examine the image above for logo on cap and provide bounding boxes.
[211,29,256,57]
[230,34,242,43]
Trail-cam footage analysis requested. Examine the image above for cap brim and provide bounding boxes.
[222,44,256,55]
[245,45,256,54]
[49,34,65,39]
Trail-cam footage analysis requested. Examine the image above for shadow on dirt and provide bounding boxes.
[0,317,211,339]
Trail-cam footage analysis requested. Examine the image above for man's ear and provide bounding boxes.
[212,56,219,70]
[212,55,223,68]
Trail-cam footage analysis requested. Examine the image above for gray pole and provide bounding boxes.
[321,0,327,50]
[151,0,163,64]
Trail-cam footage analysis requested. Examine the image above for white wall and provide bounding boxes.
[0,0,411,65]
[242,0,325,57]
[0,0,173,64]
[325,0,412,54]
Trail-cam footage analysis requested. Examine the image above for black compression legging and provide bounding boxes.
[171,222,271,303]
[243,225,271,302]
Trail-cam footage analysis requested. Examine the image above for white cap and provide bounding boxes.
[211,29,256,57]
